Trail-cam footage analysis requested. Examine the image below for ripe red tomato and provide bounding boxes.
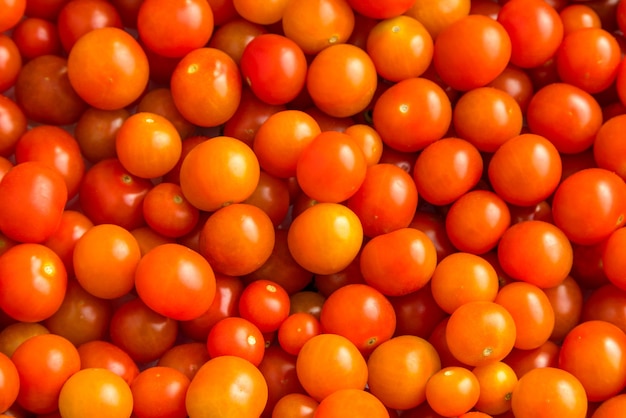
[372,77,452,152]
[240,34,308,106]
[137,0,214,58]
[135,243,217,321]
[0,243,67,323]
[552,167,626,245]
[320,283,397,356]
[433,14,511,91]
[79,158,153,230]
[496,0,564,69]
[0,161,68,243]
[170,48,242,127]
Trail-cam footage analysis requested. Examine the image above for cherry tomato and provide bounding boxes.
[0,161,67,243]
[241,34,308,106]
[137,0,214,58]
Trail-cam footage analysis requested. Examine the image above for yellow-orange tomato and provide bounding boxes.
[367,335,441,410]
[366,15,433,82]
[179,136,260,212]
[67,27,149,110]
[306,43,378,118]
[287,202,363,275]
[170,47,242,127]
[186,355,268,418]
[296,333,368,401]
[58,368,134,418]
[115,112,182,179]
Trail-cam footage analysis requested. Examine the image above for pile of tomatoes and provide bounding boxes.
[1,0,626,416]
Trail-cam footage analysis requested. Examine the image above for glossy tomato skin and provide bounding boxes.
[67,27,149,111]
[14,125,86,200]
[0,161,68,244]
[372,77,452,153]
[137,0,214,58]
[433,14,511,91]
[320,283,397,357]
[79,158,153,230]
[552,167,626,245]
[346,163,419,237]
[14,54,87,126]
[0,243,67,323]
[170,47,242,127]
[240,33,308,106]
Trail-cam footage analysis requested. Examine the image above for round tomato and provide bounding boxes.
[0,161,67,243]
[496,0,563,69]
[0,243,67,323]
[58,368,133,418]
[320,283,396,356]
[179,136,260,212]
[135,243,217,321]
[78,158,153,230]
[306,43,378,118]
[367,335,441,410]
[170,48,242,127]
[186,355,268,418]
[282,0,355,55]
[288,202,363,275]
[552,167,626,245]
[433,14,511,91]
[372,77,452,152]
[240,33,307,106]
[130,366,189,418]
[67,27,149,110]
[559,320,626,402]
[137,0,214,58]
[296,333,368,401]
[360,228,438,297]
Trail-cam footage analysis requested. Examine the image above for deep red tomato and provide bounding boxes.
[180,274,244,342]
[346,0,414,19]
[78,158,153,230]
[14,54,86,127]
[259,344,306,416]
[109,297,179,364]
[207,316,266,366]
[11,17,62,60]
[0,161,67,244]
[240,33,308,106]
[56,0,123,52]
[77,340,140,385]
[238,279,291,333]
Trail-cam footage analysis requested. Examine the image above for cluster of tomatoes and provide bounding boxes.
[1,0,626,417]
